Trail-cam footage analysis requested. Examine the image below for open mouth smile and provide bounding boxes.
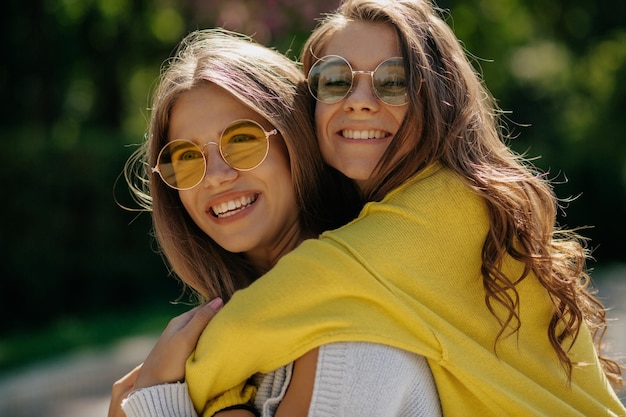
[341,129,390,140]
[210,193,259,218]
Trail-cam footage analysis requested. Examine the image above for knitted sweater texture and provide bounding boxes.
[123,342,441,417]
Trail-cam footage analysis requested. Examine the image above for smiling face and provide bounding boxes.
[314,21,409,188]
[169,83,302,269]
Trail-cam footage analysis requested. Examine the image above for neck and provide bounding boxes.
[246,221,313,275]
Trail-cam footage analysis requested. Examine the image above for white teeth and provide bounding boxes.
[342,129,386,139]
[211,194,257,218]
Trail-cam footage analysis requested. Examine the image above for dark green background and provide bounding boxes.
[1,0,624,337]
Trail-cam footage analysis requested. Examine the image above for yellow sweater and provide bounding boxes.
[187,164,626,416]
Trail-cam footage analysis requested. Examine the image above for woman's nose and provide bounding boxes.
[343,75,381,112]
[201,143,238,187]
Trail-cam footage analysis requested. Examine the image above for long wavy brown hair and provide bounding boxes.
[302,0,623,387]
[125,29,359,303]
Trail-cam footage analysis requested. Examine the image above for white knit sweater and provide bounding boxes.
[122,342,441,417]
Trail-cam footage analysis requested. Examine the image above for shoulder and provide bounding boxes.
[326,164,483,236]
[375,163,480,214]
[317,164,487,261]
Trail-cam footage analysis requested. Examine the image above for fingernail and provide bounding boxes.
[208,297,224,310]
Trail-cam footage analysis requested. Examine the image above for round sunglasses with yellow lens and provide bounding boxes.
[307,55,408,106]
[152,119,278,190]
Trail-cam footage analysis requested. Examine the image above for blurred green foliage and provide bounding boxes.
[1,0,624,336]
[0,301,190,372]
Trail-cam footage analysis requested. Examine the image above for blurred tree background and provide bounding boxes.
[1,0,624,340]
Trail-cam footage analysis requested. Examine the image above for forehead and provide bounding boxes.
[321,21,402,68]
[167,84,263,140]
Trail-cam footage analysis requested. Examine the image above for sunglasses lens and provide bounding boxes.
[373,58,407,105]
[308,56,408,106]
[155,121,273,189]
[158,141,205,189]
[220,120,269,170]
[308,56,352,104]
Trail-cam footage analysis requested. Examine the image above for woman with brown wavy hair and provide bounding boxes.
[123,29,359,303]
[109,27,441,417]
[109,0,624,416]
[301,0,625,392]
[183,0,625,416]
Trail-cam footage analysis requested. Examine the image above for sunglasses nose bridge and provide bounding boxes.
[350,69,375,88]
[346,69,379,102]
[199,141,241,188]
[201,141,219,150]
[351,69,375,78]
[200,141,227,169]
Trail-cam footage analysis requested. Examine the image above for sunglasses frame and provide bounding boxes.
[307,55,408,106]
[152,119,278,190]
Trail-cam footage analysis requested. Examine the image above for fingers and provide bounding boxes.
[165,297,223,333]
[132,298,224,390]
[179,298,224,340]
